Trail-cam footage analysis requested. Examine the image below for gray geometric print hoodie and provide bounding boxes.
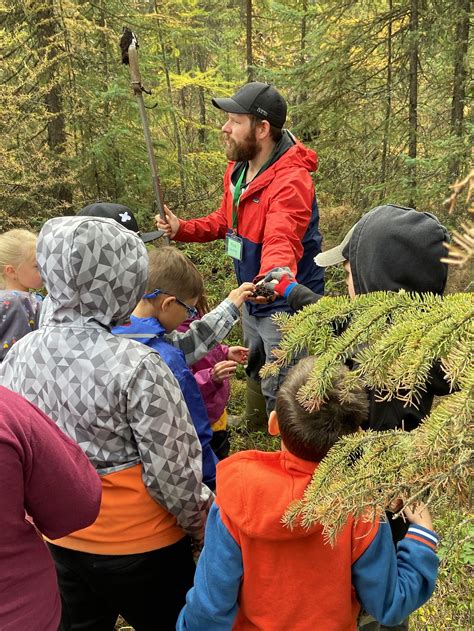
[0,216,213,551]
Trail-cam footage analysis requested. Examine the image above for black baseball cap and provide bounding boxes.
[212,82,287,129]
[77,202,164,244]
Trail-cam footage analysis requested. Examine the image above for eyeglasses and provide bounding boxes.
[143,288,198,319]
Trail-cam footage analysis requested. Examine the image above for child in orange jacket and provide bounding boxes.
[177,357,439,631]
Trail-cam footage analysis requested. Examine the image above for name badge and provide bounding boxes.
[225,234,243,261]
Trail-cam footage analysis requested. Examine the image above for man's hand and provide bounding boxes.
[403,502,434,531]
[261,267,293,283]
[212,360,239,383]
[227,283,256,308]
[155,205,180,239]
[255,267,298,299]
[227,346,248,364]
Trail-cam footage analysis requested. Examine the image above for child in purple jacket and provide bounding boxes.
[0,386,101,631]
[178,294,248,460]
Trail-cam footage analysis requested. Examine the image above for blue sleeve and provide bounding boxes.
[176,364,218,488]
[177,502,243,631]
[352,522,439,626]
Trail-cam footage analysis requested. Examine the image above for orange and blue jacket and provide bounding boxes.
[177,450,439,630]
[175,132,324,317]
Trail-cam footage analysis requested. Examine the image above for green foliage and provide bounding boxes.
[1,0,471,229]
[263,292,473,409]
[411,511,473,630]
[2,2,472,626]
[262,292,473,546]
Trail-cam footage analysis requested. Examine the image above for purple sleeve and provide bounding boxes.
[194,368,230,424]
[19,398,102,538]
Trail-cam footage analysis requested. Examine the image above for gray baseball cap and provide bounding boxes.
[314,225,356,267]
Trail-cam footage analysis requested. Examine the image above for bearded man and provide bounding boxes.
[157,82,324,414]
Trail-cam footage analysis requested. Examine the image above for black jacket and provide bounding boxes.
[286,205,451,432]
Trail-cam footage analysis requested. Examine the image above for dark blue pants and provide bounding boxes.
[49,537,195,631]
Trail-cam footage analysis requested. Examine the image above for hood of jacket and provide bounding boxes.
[216,450,321,541]
[113,314,166,344]
[343,205,450,295]
[231,130,317,189]
[37,216,148,328]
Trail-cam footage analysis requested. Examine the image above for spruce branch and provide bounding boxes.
[275,292,473,544]
[442,170,474,268]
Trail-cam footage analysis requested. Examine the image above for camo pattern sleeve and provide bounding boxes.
[165,299,240,366]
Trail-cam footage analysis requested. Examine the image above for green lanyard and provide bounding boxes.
[231,167,247,232]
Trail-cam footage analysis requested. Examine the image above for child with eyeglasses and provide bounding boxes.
[113,246,255,490]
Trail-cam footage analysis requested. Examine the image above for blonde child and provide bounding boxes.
[0,230,43,361]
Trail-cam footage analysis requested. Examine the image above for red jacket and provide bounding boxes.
[217,451,376,629]
[175,133,324,316]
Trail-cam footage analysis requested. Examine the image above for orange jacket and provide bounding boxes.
[178,450,439,630]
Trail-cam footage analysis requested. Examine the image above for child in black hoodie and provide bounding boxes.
[263,204,451,631]
[263,204,451,433]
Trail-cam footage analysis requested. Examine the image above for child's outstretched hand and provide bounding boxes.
[228,346,248,364]
[403,502,434,531]
[212,360,239,384]
[227,282,256,308]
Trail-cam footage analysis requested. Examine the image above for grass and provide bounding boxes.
[410,511,473,630]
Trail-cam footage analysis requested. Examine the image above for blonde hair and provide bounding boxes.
[146,246,203,301]
[0,229,38,289]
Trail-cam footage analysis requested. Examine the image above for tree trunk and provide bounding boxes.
[380,0,393,200]
[36,0,72,206]
[295,0,308,127]
[176,56,187,112]
[197,49,207,146]
[449,0,471,179]
[408,0,418,208]
[246,0,253,82]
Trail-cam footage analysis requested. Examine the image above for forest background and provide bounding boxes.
[1,1,472,629]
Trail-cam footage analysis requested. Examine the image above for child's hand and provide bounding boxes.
[228,346,248,364]
[227,282,256,308]
[388,498,403,513]
[403,502,434,531]
[247,282,278,304]
[212,360,238,383]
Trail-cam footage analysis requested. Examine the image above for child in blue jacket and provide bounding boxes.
[113,246,254,490]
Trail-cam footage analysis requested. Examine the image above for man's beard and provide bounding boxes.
[223,130,259,162]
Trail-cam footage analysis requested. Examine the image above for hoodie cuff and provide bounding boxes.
[405,525,440,552]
